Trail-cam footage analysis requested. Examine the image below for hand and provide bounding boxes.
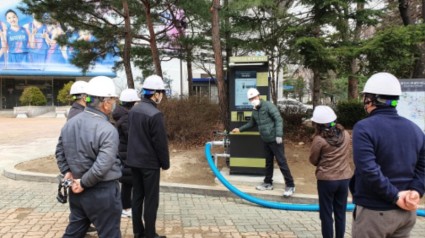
[63,171,74,181]
[71,179,85,194]
[231,128,240,134]
[405,190,420,210]
[396,190,419,211]
[276,137,282,144]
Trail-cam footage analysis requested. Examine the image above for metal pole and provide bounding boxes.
[180,56,183,98]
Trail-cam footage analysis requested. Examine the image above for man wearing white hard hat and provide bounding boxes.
[56,76,122,237]
[351,72,425,237]
[127,75,169,238]
[231,88,296,197]
[67,80,88,120]
[112,88,140,219]
[309,105,352,238]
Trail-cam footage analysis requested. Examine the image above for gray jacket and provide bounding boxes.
[56,107,122,188]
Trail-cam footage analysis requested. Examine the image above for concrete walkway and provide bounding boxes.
[1,117,424,237]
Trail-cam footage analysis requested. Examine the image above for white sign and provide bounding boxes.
[398,79,425,133]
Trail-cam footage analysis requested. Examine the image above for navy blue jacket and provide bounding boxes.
[351,107,425,210]
[126,98,170,170]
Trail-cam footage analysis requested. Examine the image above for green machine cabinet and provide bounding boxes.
[229,132,266,175]
[227,56,269,176]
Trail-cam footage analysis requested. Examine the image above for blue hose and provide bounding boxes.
[205,142,425,216]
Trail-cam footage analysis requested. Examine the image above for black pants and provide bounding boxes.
[131,168,160,238]
[263,141,295,187]
[64,180,122,238]
[120,167,133,209]
[317,179,350,238]
[121,182,132,209]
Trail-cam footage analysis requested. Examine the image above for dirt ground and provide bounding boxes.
[15,141,321,195]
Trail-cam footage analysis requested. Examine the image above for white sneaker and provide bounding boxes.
[255,183,273,191]
[121,209,132,218]
[283,187,295,197]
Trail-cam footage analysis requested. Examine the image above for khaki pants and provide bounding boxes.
[352,205,416,238]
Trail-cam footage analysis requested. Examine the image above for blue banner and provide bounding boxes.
[0,0,117,77]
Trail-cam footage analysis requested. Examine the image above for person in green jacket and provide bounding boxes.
[231,88,296,197]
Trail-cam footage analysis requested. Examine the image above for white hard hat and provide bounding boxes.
[119,88,140,102]
[247,88,260,99]
[362,72,402,96]
[86,76,117,97]
[311,105,337,124]
[70,81,88,95]
[142,75,165,91]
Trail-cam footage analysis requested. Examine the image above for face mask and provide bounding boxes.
[111,101,116,111]
[251,99,260,107]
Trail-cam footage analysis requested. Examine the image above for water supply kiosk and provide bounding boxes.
[228,56,270,175]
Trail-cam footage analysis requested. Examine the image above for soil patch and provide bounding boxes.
[15,141,320,194]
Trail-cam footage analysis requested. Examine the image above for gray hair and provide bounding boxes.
[86,96,104,110]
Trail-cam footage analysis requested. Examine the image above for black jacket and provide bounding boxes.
[127,98,170,170]
[112,104,133,184]
[112,105,130,163]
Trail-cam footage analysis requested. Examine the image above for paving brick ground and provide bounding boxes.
[1,174,425,238]
[1,117,425,237]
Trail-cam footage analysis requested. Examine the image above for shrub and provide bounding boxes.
[19,86,47,106]
[281,110,313,142]
[159,97,222,148]
[336,100,367,129]
[57,81,74,105]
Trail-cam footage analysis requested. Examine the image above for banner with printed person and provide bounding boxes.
[0,0,117,77]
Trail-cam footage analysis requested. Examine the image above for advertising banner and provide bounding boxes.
[0,0,117,77]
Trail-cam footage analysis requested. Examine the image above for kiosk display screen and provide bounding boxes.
[234,71,256,110]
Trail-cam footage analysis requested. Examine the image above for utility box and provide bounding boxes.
[228,56,269,175]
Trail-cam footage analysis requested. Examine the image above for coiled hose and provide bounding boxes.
[205,142,425,216]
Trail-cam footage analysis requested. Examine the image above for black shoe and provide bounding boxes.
[87,225,96,233]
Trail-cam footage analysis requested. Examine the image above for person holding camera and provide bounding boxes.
[55,76,122,237]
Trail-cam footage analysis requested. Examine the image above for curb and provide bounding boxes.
[3,166,320,205]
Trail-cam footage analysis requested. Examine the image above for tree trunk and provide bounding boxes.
[211,0,229,130]
[347,2,363,100]
[413,0,425,77]
[413,42,425,77]
[122,0,134,88]
[224,0,232,90]
[186,47,194,96]
[312,68,321,107]
[398,0,425,77]
[347,65,359,101]
[398,0,412,26]
[423,0,425,21]
[270,56,276,104]
[143,0,163,78]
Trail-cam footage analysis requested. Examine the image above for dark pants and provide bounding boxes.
[263,141,295,187]
[121,182,132,209]
[120,167,133,209]
[64,180,122,238]
[317,179,350,238]
[131,168,160,238]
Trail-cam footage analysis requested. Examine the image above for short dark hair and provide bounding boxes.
[5,9,18,18]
